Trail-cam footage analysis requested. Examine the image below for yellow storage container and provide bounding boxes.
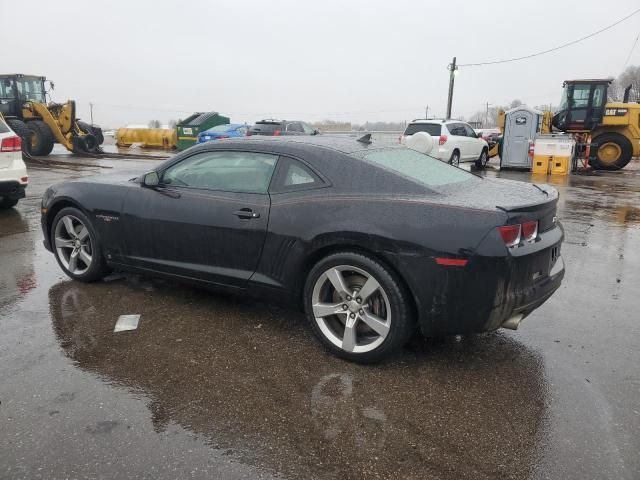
[532,134,575,176]
[550,156,570,175]
[532,155,550,174]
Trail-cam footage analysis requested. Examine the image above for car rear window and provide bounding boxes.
[251,123,281,133]
[404,123,441,136]
[357,148,480,188]
[0,119,9,134]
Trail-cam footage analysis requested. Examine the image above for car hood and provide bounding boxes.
[439,177,557,212]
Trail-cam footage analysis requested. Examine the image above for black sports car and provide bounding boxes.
[41,136,565,362]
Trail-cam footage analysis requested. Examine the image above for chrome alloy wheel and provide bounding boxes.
[311,265,391,353]
[54,215,93,275]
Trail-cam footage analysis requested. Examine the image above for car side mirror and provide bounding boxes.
[142,171,160,187]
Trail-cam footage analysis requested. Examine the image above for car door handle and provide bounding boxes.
[234,208,260,219]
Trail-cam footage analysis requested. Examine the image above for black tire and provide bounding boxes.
[475,148,489,169]
[590,133,633,170]
[51,207,109,282]
[5,119,32,155]
[449,150,460,166]
[27,120,55,156]
[0,197,19,209]
[303,251,415,363]
[78,121,104,146]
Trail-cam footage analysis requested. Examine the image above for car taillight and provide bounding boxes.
[522,221,538,242]
[20,176,28,184]
[1,135,21,152]
[273,129,281,136]
[438,135,447,145]
[498,224,521,248]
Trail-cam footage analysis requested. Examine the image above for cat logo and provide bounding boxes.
[604,108,628,117]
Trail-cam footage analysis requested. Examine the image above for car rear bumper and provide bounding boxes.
[0,180,26,200]
[396,224,565,336]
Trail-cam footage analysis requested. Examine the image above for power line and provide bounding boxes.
[623,30,640,69]
[458,7,640,67]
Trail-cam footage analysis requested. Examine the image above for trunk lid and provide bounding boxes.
[441,177,558,231]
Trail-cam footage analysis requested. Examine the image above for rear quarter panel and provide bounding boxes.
[254,189,507,313]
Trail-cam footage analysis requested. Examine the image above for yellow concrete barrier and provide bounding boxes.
[115,128,177,149]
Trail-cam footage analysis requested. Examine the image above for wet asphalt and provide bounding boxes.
[1,150,639,479]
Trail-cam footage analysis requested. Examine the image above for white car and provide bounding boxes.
[400,119,489,168]
[0,117,28,209]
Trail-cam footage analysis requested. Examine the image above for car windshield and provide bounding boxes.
[357,148,480,188]
[404,123,441,136]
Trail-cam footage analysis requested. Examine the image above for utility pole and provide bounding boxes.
[89,102,94,125]
[446,57,457,120]
[425,105,429,119]
[485,102,491,127]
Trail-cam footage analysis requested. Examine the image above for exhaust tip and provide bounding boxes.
[502,314,524,330]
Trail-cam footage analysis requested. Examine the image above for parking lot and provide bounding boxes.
[0,153,637,479]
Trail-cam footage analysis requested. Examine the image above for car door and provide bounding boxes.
[448,123,467,159]
[463,123,482,159]
[120,150,278,288]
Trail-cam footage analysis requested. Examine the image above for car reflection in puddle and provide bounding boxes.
[49,277,549,479]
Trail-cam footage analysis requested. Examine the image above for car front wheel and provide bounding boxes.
[449,150,460,166]
[304,252,415,363]
[475,149,488,169]
[51,207,109,282]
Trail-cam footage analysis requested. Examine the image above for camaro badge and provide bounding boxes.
[96,214,119,223]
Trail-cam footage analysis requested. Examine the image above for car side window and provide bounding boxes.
[161,151,278,194]
[463,124,477,137]
[301,122,316,134]
[286,122,304,133]
[448,124,462,136]
[270,157,323,193]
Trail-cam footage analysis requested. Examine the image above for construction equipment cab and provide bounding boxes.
[552,79,640,170]
[0,74,103,156]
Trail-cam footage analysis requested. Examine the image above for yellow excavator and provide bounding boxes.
[0,74,103,156]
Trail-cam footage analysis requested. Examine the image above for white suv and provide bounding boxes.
[0,117,28,209]
[400,119,489,168]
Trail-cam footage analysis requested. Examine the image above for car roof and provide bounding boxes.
[191,134,388,155]
[408,119,465,125]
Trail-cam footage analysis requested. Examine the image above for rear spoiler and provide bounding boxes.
[496,184,558,212]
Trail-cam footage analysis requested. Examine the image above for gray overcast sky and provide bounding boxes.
[3,0,640,127]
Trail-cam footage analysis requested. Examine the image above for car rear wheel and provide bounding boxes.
[51,207,109,282]
[449,150,460,166]
[475,149,489,169]
[304,252,415,363]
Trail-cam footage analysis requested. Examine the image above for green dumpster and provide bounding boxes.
[176,112,230,151]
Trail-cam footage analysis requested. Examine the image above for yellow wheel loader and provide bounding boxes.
[552,79,640,170]
[0,74,103,156]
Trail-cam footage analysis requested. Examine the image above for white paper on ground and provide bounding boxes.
[114,314,141,332]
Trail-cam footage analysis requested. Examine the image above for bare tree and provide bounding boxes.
[148,119,161,128]
[168,119,177,129]
[610,65,640,102]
